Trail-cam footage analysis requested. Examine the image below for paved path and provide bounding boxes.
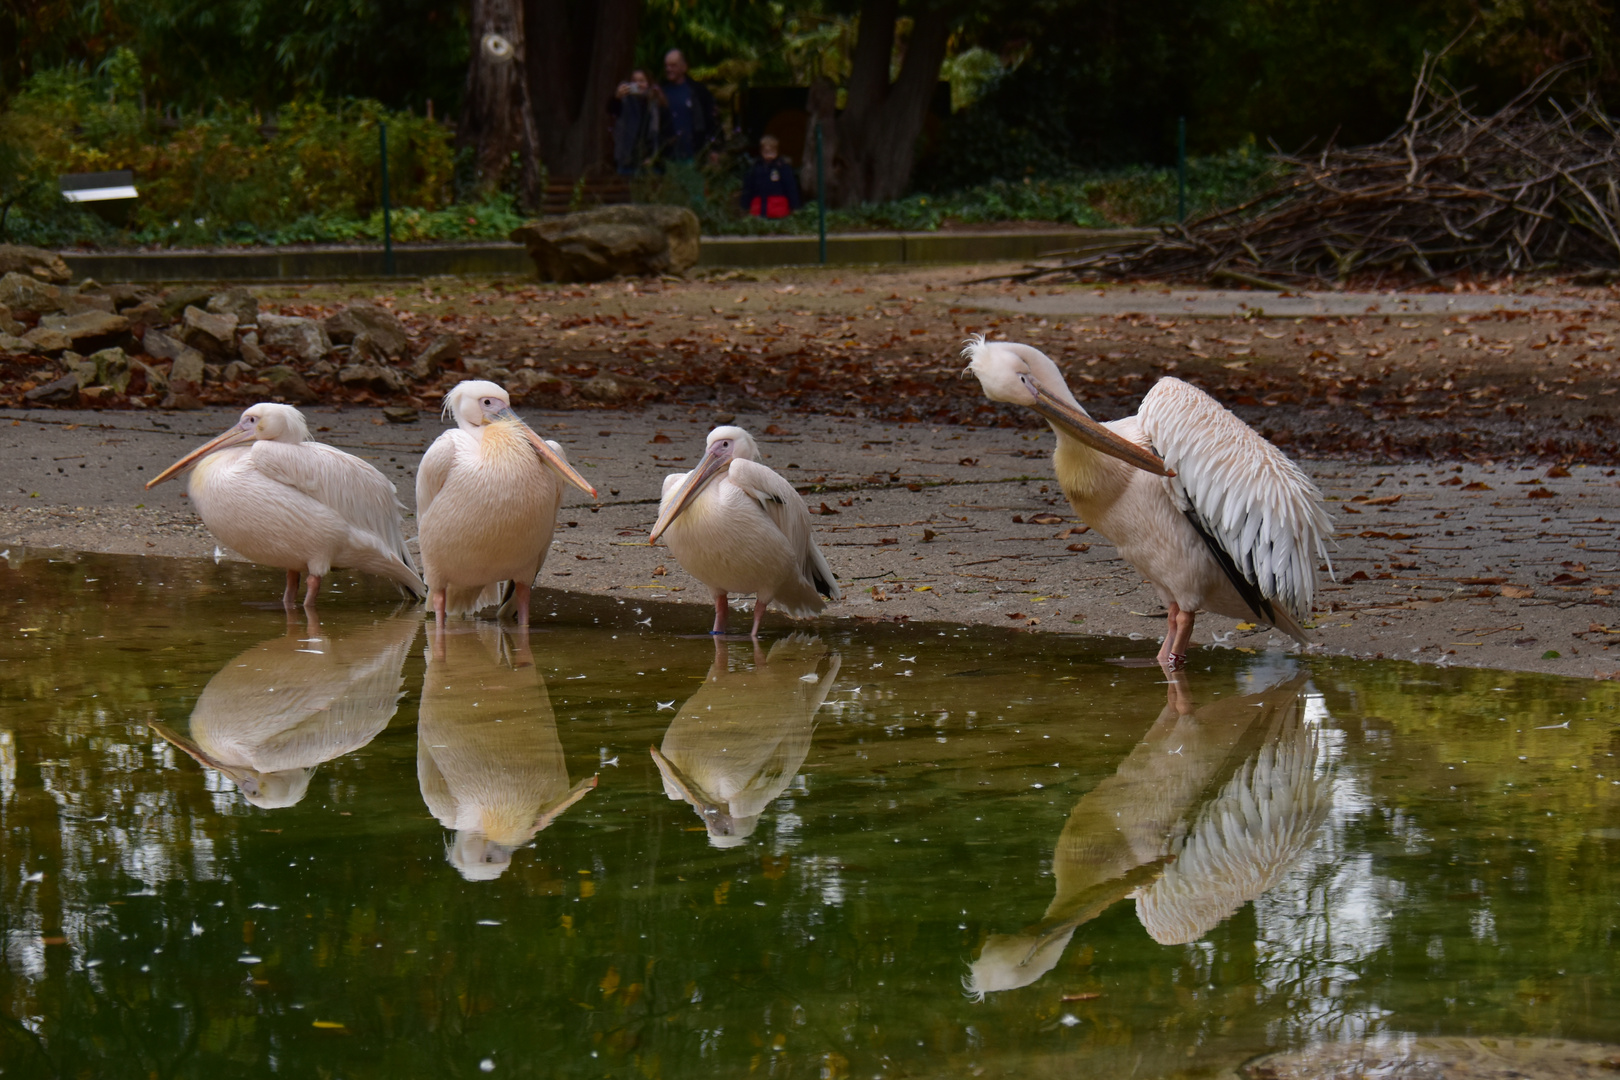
[3,404,1617,680]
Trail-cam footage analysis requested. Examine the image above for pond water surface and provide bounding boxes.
[2,551,1618,1079]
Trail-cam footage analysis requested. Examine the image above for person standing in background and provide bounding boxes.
[608,69,671,176]
[661,48,720,162]
[739,135,802,218]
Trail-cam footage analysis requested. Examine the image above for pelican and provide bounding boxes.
[150,611,420,808]
[145,402,424,606]
[963,337,1333,666]
[651,634,840,847]
[649,425,839,638]
[418,624,597,881]
[416,380,596,626]
[966,665,1328,997]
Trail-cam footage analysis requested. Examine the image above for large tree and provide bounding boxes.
[829,0,952,206]
[459,0,542,203]
[527,0,642,179]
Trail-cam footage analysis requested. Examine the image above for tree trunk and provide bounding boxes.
[458,0,542,207]
[527,0,641,179]
[831,0,950,206]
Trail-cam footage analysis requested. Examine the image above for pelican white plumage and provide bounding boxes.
[145,402,424,606]
[416,380,596,626]
[649,425,839,638]
[418,624,597,881]
[151,612,420,808]
[651,635,841,847]
[962,336,1332,666]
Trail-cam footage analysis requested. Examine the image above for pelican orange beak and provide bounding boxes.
[649,746,736,832]
[148,721,257,790]
[495,408,597,497]
[144,418,256,489]
[1021,375,1174,478]
[649,440,732,542]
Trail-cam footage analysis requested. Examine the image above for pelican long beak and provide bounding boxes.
[648,443,732,542]
[144,421,255,489]
[495,409,596,497]
[1022,376,1174,477]
[148,721,255,788]
[532,774,600,834]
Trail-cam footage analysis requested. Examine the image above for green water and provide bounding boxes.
[1,551,1617,1080]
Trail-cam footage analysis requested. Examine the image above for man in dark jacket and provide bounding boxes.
[661,49,720,161]
[739,135,802,219]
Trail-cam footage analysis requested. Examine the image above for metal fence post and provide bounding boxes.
[380,121,395,275]
[815,120,827,265]
[1176,115,1187,224]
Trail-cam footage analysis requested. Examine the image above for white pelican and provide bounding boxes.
[650,634,840,847]
[418,624,597,881]
[963,337,1332,666]
[416,380,596,626]
[649,425,839,638]
[146,403,424,606]
[151,612,420,808]
[966,668,1327,996]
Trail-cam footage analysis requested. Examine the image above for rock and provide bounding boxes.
[508,368,573,400]
[337,362,407,394]
[0,244,72,285]
[0,331,36,355]
[86,347,131,392]
[160,389,205,411]
[259,364,317,404]
[24,373,80,404]
[511,205,701,282]
[308,359,336,377]
[105,283,158,311]
[239,339,269,367]
[259,313,332,363]
[410,333,461,379]
[576,371,661,403]
[36,309,132,353]
[221,360,252,383]
[179,305,239,360]
[142,327,204,367]
[22,326,71,354]
[64,353,98,388]
[0,271,63,319]
[461,357,501,377]
[79,385,109,402]
[0,302,19,336]
[159,285,214,321]
[131,358,168,394]
[382,405,419,423]
[207,286,259,328]
[122,301,163,332]
[203,363,223,383]
[323,304,410,358]
[61,292,115,315]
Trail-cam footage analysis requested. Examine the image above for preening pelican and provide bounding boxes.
[651,635,840,847]
[145,402,424,606]
[416,380,596,626]
[649,426,839,638]
[151,612,420,808]
[963,337,1333,666]
[965,666,1328,996]
[418,624,597,881]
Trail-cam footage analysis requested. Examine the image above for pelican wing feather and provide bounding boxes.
[415,432,461,526]
[1137,377,1332,625]
[251,441,416,572]
[727,458,840,601]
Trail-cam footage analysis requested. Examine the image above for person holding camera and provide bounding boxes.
[608,70,671,176]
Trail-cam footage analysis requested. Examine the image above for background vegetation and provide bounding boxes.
[2,0,1617,248]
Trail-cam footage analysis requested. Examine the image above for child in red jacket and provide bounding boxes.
[739,135,803,219]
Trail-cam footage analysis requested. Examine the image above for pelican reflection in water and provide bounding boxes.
[652,635,841,847]
[151,612,420,808]
[967,664,1330,997]
[418,625,598,881]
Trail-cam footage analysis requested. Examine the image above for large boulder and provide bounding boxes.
[259,313,332,363]
[0,245,72,285]
[323,303,410,360]
[206,286,259,327]
[178,305,239,360]
[511,205,700,282]
[0,272,63,319]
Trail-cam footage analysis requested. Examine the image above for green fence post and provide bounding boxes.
[815,121,827,265]
[1176,116,1187,225]
[380,121,395,275]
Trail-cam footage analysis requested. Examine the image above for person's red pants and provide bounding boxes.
[749,195,792,219]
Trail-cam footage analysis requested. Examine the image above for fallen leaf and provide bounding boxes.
[1501,585,1535,598]
[1548,573,1590,585]
[650,433,672,444]
[1463,481,1492,491]
[811,502,839,515]
[1066,543,1090,552]
[1028,512,1065,525]
[1527,487,1555,498]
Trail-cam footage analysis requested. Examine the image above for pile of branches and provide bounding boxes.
[1017,61,1620,287]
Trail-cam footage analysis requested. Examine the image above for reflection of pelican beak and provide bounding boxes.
[649,745,734,828]
[145,421,255,489]
[148,721,257,789]
[533,774,599,833]
[649,442,732,542]
[494,408,597,497]
[1021,375,1174,477]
